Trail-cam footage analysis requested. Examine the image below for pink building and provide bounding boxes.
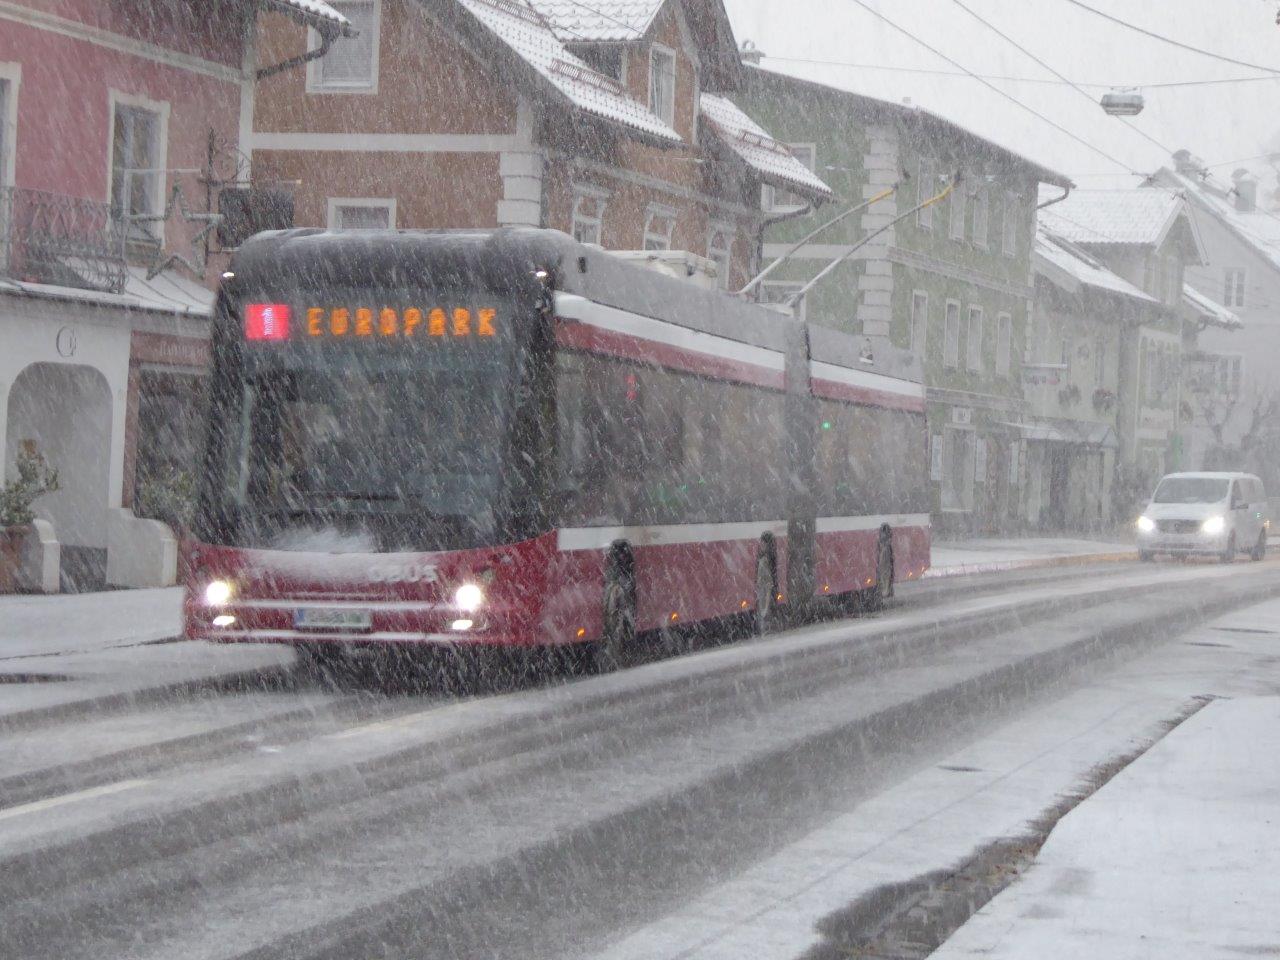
[0,0,350,589]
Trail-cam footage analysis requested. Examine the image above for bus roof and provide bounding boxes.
[229,228,923,386]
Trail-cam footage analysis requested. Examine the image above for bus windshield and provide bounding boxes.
[203,292,518,553]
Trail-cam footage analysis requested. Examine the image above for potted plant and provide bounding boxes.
[0,444,59,593]
[1092,388,1117,413]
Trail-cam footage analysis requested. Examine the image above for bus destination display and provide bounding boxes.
[244,303,500,342]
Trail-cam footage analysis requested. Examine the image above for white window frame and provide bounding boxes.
[965,305,984,372]
[1094,336,1106,385]
[1002,190,1019,257]
[648,43,676,127]
[996,311,1012,376]
[917,158,937,229]
[763,142,816,213]
[307,0,381,94]
[1060,334,1073,368]
[943,299,961,368]
[971,183,989,249]
[0,62,19,191]
[642,203,677,251]
[707,221,735,290]
[761,281,806,322]
[570,183,609,246]
[949,181,966,241]
[1224,267,1247,308]
[326,196,396,229]
[107,89,170,245]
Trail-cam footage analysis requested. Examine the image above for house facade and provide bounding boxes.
[1039,189,1208,515]
[733,65,1072,534]
[250,0,829,294]
[1152,154,1278,481]
[0,0,351,589]
[1026,226,1157,529]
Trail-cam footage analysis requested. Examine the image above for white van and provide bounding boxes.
[1136,472,1269,562]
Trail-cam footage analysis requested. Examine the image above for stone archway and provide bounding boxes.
[5,362,113,589]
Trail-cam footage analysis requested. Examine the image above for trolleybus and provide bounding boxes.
[185,228,930,668]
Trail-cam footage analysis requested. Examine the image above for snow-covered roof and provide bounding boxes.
[1034,225,1155,305]
[1039,190,1189,247]
[0,267,213,316]
[1182,282,1242,330]
[262,0,355,37]
[455,0,680,142]
[1159,168,1280,278]
[526,0,663,41]
[700,94,832,200]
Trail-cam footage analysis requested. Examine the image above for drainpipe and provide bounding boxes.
[1037,184,1072,210]
[256,31,338,81]
[748,201,817,299]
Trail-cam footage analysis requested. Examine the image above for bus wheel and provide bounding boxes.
[867,533,894,610]
[754,551,776,636]
[595,562,636,673]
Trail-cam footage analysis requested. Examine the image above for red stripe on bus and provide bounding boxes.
[809,376,926,413]
[555,319,787,391]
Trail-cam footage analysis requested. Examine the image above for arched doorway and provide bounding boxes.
[5,363,113,590]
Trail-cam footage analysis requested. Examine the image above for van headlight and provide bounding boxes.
[1136,516,1155,533]
[1202,515,1226,535]
[454,582,484,612]
[204,580,234,606]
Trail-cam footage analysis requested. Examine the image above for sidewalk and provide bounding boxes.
[933,695,1280,959]
[0,588,290,727]
[928,536,1134,577]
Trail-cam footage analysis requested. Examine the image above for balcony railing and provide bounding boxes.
[0,186,128,294]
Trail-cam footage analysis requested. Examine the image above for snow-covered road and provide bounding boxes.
[0,558,1276,960]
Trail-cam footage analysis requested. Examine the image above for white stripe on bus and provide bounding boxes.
[557,514,930,552]
[555,294,787,373]
[808,360,926,399]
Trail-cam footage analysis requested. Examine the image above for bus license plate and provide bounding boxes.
[295,607,372,630]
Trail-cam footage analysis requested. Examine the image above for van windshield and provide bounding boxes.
[1153,477,1229,504]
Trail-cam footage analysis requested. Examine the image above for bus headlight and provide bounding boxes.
[1202,515,1226,535]
[1136,516,1155,533]
[454,583,484,612]
[204,580,234,606]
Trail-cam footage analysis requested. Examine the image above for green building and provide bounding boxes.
[737,65,1072,534]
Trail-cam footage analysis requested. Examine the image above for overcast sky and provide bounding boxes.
[722,0,1280,193]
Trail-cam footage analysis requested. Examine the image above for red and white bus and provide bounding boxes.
[185,228,930,668]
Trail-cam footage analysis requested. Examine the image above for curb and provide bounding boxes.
[924,550,1135,580]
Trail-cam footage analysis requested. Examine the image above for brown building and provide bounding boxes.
[250,0,831,289]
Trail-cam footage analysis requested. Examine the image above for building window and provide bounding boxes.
[648,44,676,127]
[1224,267,1246,307]
[707,223,735,290]
[917,158,937,229]
[910,290,928,356]
[0,70,14,189]
[971,184,989,248]
[1060,334,1073,368]
[965,305,984,372]
[570,186,608,246]
[943,299,961,368]
[764,144,816,212]
[761,281,805,322]
[309,0,380,91]
[642,204,676,250]
[949,181,966,241]
[996,312,1012,375]
[327,197,395,229]
[1095,337,1106,385]
[941,427,975,511]
[1002,191,1019,256]
[1216,354,1244,398]
[109,95,167,240]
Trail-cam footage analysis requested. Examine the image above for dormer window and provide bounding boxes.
[649,44,676,126]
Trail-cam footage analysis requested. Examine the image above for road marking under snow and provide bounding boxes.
[0,778,151,822]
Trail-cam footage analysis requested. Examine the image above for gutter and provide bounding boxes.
[256,31,338,81]
[1037,184,1072,210]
